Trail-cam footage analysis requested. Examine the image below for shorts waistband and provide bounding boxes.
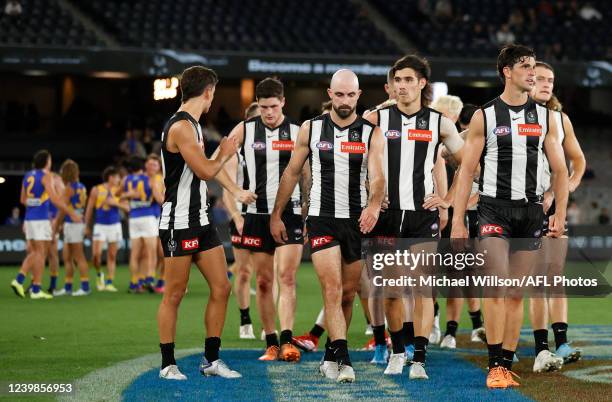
[479,195,543,207]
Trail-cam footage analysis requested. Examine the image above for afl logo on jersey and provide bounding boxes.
[385,130,401,139]
[252,141,266,150]
[316,141,333,151]
[493,126,511,136]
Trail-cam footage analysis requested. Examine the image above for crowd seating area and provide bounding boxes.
[74,0,400,55]
[370,0,611,60]
[0,0,102,47]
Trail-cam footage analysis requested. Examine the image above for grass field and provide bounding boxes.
[1,262,611,401]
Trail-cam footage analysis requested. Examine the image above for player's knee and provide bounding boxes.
[341,292,356,308]
[256,275,273,294]
[278,270,296,289]
[211,280,231,301]
[164,288,186,307]
[322,285,342,305]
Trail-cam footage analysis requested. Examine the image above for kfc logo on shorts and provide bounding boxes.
[480,224,503,236]
[518,124,542,137]
[231,235,242,244]
[272,140,294,151]
[242,236,262,247]
[182,238,199,250]
[408,129,432,142]
[311,235,333,248]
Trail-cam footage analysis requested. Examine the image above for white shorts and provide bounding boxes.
[129,216,158,239]
[63,222,85,243]
[93,223,123,244]
[24,220,52,241]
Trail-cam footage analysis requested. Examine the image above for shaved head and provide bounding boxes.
[328,69,361,119]
[330,69,360,91]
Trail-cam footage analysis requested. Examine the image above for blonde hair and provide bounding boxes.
[432,95,463,118]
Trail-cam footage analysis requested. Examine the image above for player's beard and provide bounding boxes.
[333,104,354,119]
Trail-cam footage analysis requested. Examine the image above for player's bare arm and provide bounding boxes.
[360,126,385,234]
[561,113,586,193]
[544,113,569,238]
[168,120,236,180]
[44,173,80,222]
[450,110,484,240]
[270,121,311,243]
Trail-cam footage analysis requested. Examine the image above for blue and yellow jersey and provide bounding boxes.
[124,174,155,218]
[65,182,87,223]
[150,173,163,218]
[94,184,121,225]
[22,170,50,221]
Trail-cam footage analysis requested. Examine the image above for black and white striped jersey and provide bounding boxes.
[479,97,549,202]
[377,105,442,211]
[539,110,566,194]
[308,113,374,218]
[159,111,210,230]
[240,116,301,215]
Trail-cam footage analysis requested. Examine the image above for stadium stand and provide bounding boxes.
[369,0,611,60]
[0,0,102,47]
[73,0,400,55]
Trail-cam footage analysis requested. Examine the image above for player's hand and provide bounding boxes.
[547,212,566,238]
[270,213,287,244]
[422,193,450,210]
[381,195,389,211]
[122,190,139,200]
[236,189,257,205]
[218,137,237,161]
[439,208,449,232]
[359,205,380,234]
[84,226,92,239]
[543,191,554,214]
[69,212,82,223]
[450,221,468,251]
[234,214,244,235]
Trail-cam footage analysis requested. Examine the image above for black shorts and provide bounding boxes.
[368,210,401,238]
[399,210,440,239]
[542,200,568,236]
[241,213,303,253]
[306,216,362,264]
[159,225,221,257]
[229,219,244,249]
[477,196,545,251]
[370,209,440,239]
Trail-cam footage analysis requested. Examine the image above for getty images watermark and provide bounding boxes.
[362,238,612,298]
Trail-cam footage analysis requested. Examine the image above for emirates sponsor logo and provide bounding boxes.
[242,236,262,247]
[182,238,199,250]
[480,224,503,235]
[340,142,366,153]
[272,140,294,151]
[518,124,542,137]
[311,235,333,248]
[408,129,432,141]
